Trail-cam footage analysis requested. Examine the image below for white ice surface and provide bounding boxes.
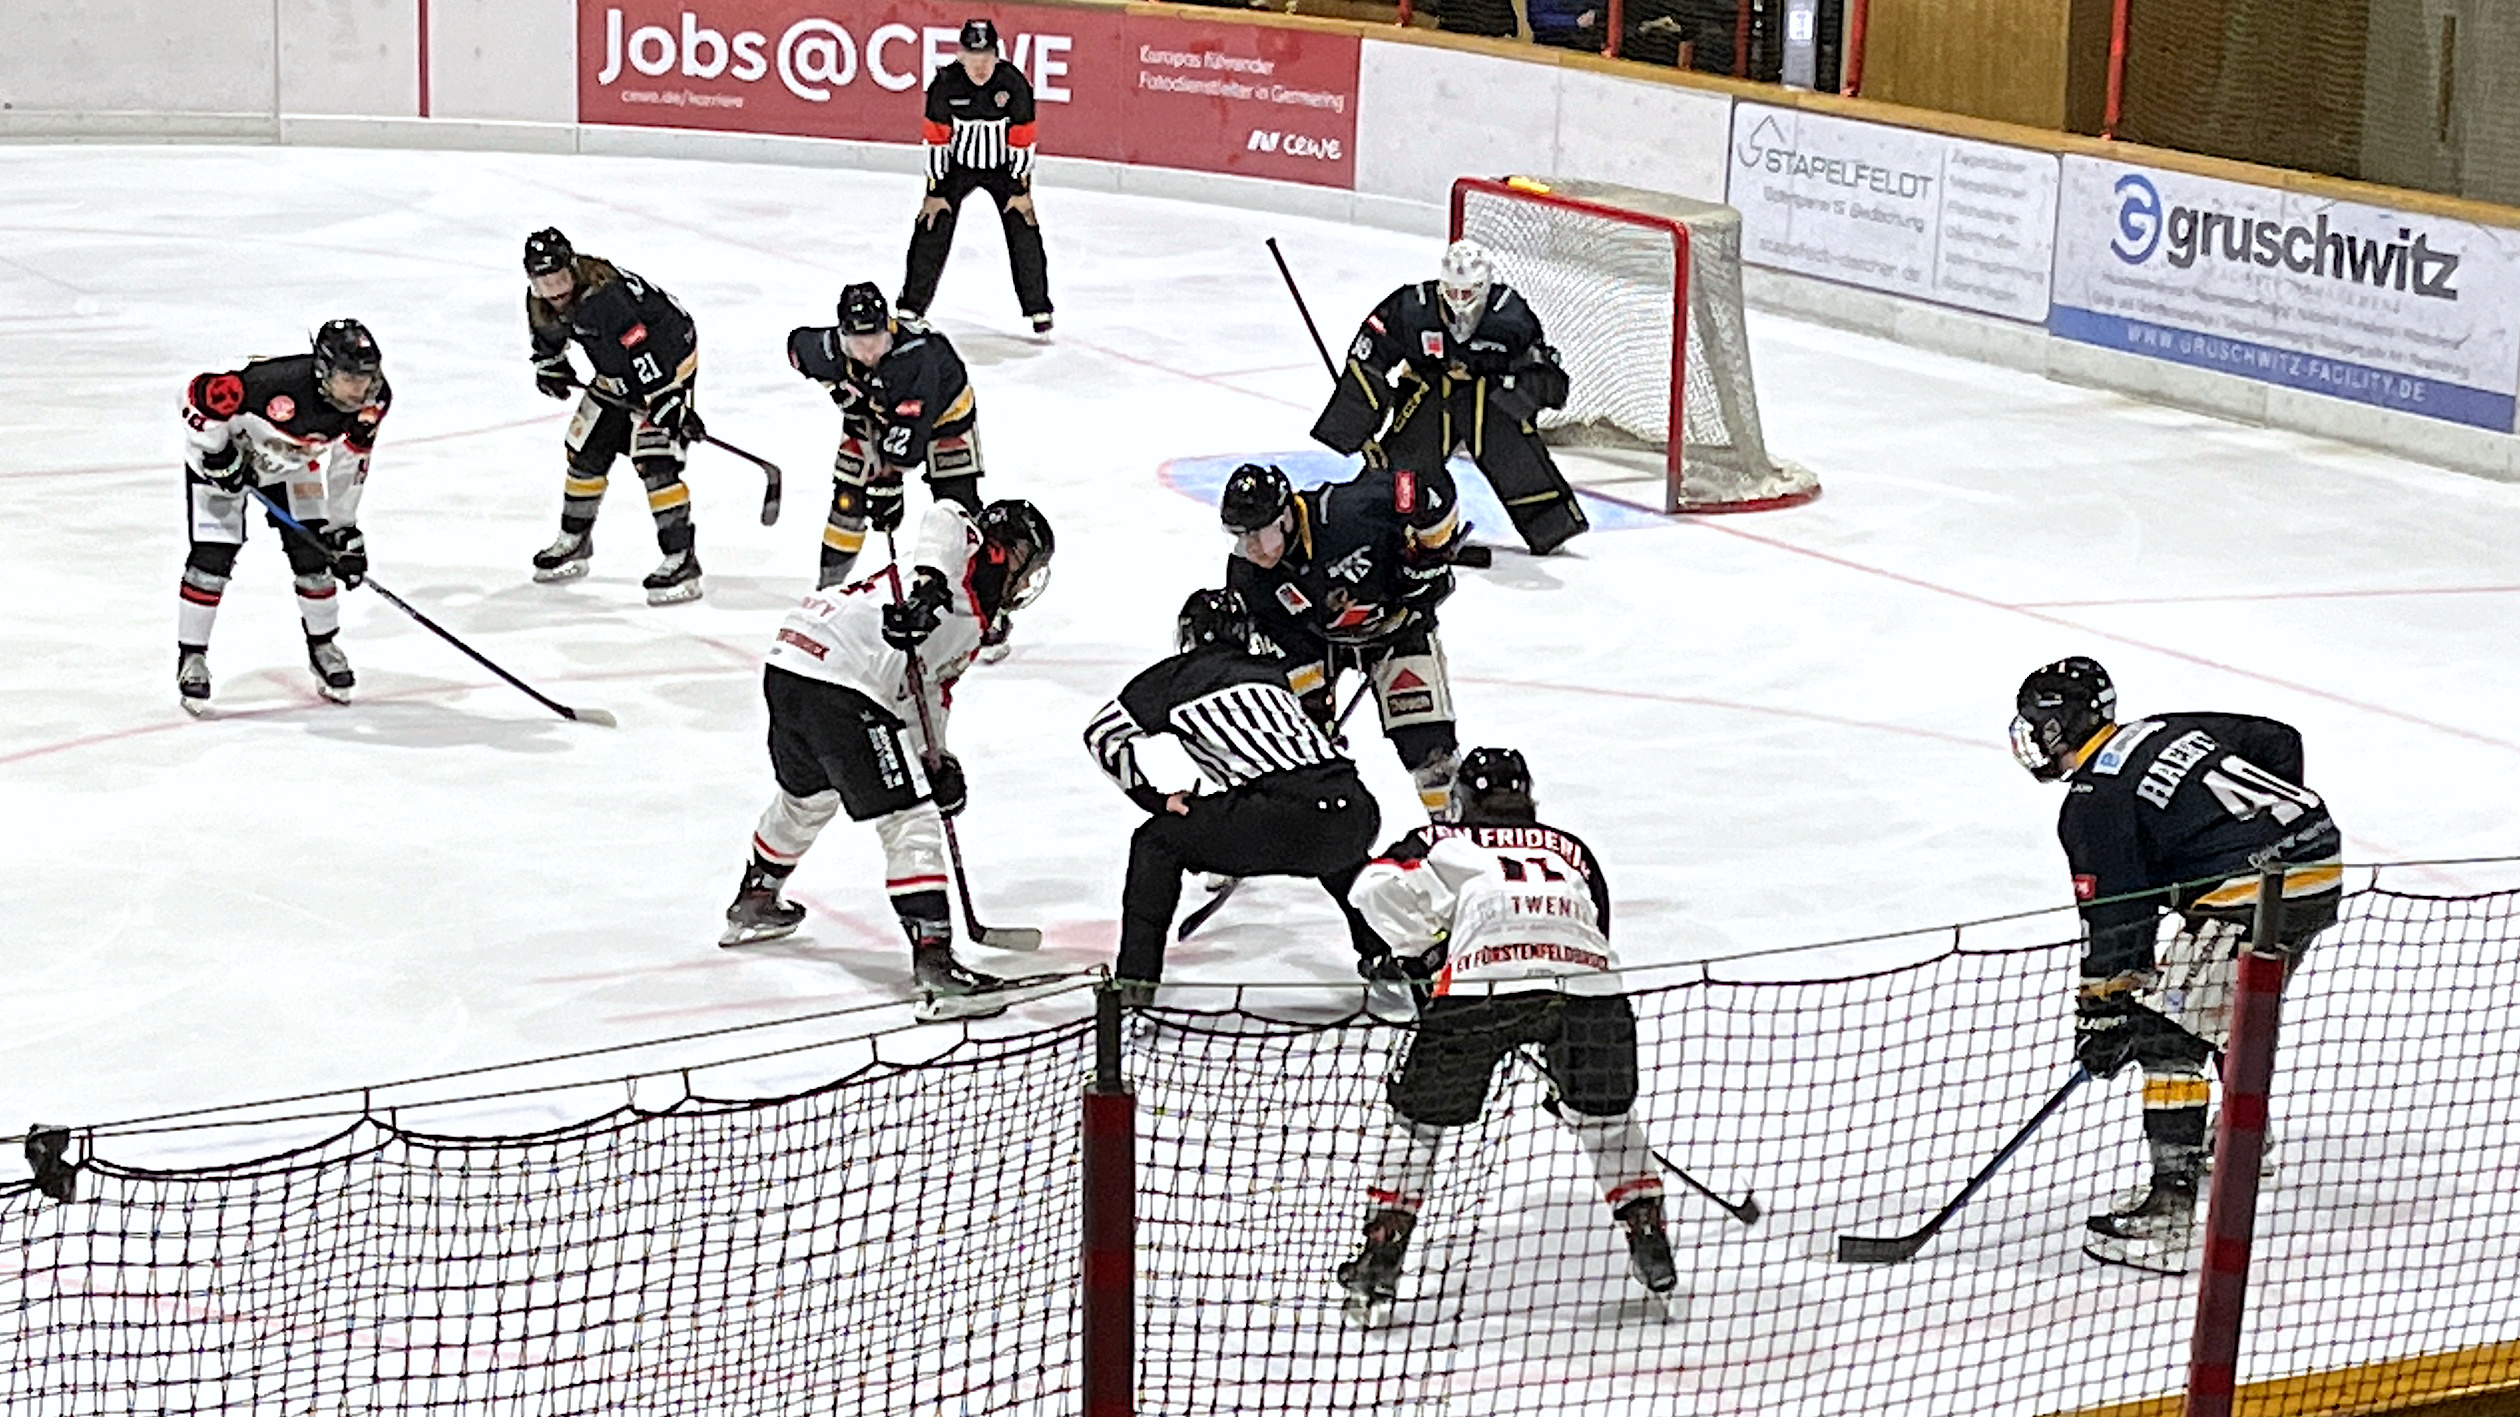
[3,143,2519,1156]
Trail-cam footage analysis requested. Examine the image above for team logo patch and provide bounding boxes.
[2073,874,2098,901]
[896,399,923,417]
[1389,668,1426,691]
[1394,470,1416,514]
[1420,332,1444,357]
[265,394,296,422]
[994,92,1009,109]
[200,373,245,418]
[1274,584,1311,615]
[619,323,649,348]
[1387,691,1434,716]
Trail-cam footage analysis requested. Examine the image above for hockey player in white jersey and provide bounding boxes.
[1336,747,1678,1322]
[717,497,1054,1017]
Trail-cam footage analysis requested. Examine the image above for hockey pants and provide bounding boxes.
[900,167,1051,319]
[1116,765,1381,982]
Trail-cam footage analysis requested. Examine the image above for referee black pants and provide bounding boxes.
[900,166,1051,320]
[1117,764,1381,983]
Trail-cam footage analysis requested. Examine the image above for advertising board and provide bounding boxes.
[578,2,1361,188]
[1728,102,2057,323]
[2052,156,2520,430]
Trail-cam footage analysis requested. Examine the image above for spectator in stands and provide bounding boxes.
[1622,0,1734,74]
[1425,0,1517,39]
[1527,0,1606,53]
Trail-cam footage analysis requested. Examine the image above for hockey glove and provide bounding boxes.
[927,751,967,819]
[199,442,253,494]
[533,353,575,401]
[1399,562,1455,615]
[827,378,868,414]
[882,568,953,650]
[866,469,907,534]
[2073,982,2142,1079]
[321,526,369,590]
[647,389,705,443]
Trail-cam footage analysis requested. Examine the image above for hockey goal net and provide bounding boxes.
[1451,175,1819,514]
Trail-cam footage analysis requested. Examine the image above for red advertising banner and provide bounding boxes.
[578,2,1360,188]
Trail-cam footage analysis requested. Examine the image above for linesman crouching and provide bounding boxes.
[522,227,707,604]
[788,283,985,591]
[1312,239,1587,555]
[1221,461,1466,821]
[901,20,1052,334]
[720,499,1055,1018]
[1337,748,1678,1322]
[2012,656,2342,1273]
[1084,589,1385,996]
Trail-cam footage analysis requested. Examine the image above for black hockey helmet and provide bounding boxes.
[838,282,892,336]
[1219,463,1293,535]
[973,499,1055,621]
[523,227,575,277]
[959,18,999,52]
[1176,588,1254,654]
[1456,747,1536,824]
[2011,656,2117,782]
[311,318,383,411]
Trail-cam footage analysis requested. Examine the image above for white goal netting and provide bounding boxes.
[1454,176,1819,513]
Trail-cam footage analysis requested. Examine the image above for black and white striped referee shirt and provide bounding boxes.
[1085,645,1345,812]
[921,61,1038,182]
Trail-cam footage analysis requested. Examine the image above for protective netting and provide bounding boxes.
[0,1022,1094,1417]
[4,883,2515,1415]
[1453,176,1820,513]
[2116,0,2520,207]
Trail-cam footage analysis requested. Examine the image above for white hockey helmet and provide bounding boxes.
[1437,239,1495,333]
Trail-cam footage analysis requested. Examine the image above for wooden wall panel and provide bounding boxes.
[1860,0,2076,129]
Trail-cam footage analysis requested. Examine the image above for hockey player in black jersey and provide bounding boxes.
[1083,589,1385,994]
[522,228,707,604]
[1312,239,1588,555]
[1335,748,1678,1322]
[1220,461,1466,821]
[787,283,987,590]
[2012,656,2342,1273]
[175,319,389,712]
[901,20,1052,333]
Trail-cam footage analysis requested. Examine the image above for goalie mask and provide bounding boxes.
[2010,656,2117,782]
[1437,239,1494,342]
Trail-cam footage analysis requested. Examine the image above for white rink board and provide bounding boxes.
[1727,102,2058,323]
[2052,155,2520,431]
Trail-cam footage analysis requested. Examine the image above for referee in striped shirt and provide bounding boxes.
[1086,589,1385,991]
[900,19,1053,334]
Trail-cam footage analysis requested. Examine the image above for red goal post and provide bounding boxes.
[1449,175,1819,514]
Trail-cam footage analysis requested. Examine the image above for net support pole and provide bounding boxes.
[2102,0,2131,139]
[1842,0,1868,94]
[2183,869,2289,1417]
[1082,987,1136,1417]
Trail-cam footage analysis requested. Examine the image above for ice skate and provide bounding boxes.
[306,634,354,704]
[531,527,593,583]
[909,937,1070,1021]
[1336,1209,1415,1327]
[643,548,703,605]
[177,648,212,717]
[2082,1174,2198,1275]
[1617,1195,1680,1299]
[977,616,1014,665]
[1028,312,1054,337]
[719,872,806,947]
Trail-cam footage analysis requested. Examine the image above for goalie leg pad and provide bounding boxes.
[753,789,841,867]
[875,805,949,906]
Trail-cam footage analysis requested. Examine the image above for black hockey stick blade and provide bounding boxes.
[1835,1066,2090,1265]
[249,489,616,726]
[1177,878,1241,940]
[1452,543,1495,569]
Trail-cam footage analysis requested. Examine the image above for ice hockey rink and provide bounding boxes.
[4,140,2519,1170]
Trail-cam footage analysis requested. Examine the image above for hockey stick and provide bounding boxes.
[1521,1046,1761,1227]
[248,488,617,726]
[883,537,1042,952]
[1835,1066,2090,1264]
[568,379,783,526]
[1175,678,1377,942]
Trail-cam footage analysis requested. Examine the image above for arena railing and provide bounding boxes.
[5,861,2516,1416]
